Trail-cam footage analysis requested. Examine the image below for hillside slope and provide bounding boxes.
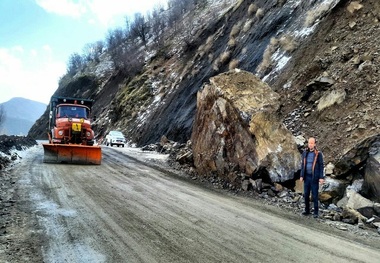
[29,0,379,165]
[1,97,46,135]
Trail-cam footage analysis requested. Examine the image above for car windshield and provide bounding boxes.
[110,131,124,137]
[57,106,88,119]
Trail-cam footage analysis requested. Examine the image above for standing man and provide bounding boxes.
[300,137,325,218]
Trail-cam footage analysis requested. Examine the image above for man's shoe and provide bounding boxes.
[313,214,318,218]
[302,211,310,216]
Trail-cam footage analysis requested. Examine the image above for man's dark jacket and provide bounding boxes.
[300,148,324,181]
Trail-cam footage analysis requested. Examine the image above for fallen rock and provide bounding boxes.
[249,112,301,183]
[362,143,380,202]
[317,89,346,111]
[335,135,380,177]
[342,207,367,225]
[346,190,374,210]
[325,162,335,175]
[319,177,347,203]
[347,179,364,193]
[294,179,303,194]
[294,135,306,148]
[191,70,300,184]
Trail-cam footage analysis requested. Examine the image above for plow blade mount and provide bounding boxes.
[43,144,102,164]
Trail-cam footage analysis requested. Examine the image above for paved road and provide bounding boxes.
[3,145,380,262]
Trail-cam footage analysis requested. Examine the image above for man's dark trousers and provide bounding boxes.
[304,174,319,215]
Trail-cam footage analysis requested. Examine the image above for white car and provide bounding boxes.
[105,131,126,147]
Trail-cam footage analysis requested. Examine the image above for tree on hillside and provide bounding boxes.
[167,0,206,32]
[130,13,149,45]
[150,5,166,49]
[106,28,125,51]
[112,43,144,78]
[83,41,104,63]
[167,0,183,30]
[67,53,84,76]
[192,0,208,9]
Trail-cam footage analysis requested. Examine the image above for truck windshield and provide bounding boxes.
[57,106,88,119]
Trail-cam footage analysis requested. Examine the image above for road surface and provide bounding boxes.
[1,144,380,262]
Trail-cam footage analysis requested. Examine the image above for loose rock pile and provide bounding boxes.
[144,136,380,237]
[0,135,37,170]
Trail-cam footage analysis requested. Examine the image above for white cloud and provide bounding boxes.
[11,46,24,53]
[0,48,23,72]
[36,0,87,18]
[0,47,66,104]
[30,49,38,57]
[35,0,167,26]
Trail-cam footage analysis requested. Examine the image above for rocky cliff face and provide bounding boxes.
[28,0,380,203]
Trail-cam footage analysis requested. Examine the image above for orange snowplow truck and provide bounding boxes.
[42,96,101,164]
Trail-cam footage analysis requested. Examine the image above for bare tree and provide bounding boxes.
[167,0,201,32]
[124,16,132,39]
[67,53,84,76]
[111,41,144,78]
[192,0,208,9]
[167,0,183,30]
[106,28,125,51]
[168,0,189,14]
[130,13,149,45]
[83,41,104,63]
[150,4,166,49]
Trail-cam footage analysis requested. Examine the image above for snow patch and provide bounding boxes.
[36,199,77,218]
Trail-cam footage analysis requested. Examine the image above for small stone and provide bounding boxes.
[325,162,335,175]
[278,190,288,198]
[292,195,301,203]
[366,217,376,224]
[242,180,250,191]
[333,213,342,221]
[337,225,348,231]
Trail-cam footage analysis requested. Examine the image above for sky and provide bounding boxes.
[0,0,166,105]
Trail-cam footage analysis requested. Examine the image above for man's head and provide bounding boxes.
[308,137,316,151]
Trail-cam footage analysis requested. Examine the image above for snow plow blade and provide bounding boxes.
[43,144,102,164]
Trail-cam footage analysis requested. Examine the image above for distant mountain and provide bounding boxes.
[0,97,47,136]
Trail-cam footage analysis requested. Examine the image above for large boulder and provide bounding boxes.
[334,136,380,202]
[362,142,380,202]
[334,135,380,176]
[249,112,302,182]
[317,88,346,112]
[338,189,377,219]
[191,70,301,184]
[319,177,348,203]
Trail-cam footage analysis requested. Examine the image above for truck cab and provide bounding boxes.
[48,97,95,145]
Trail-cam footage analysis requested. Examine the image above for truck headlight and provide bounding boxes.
[86,131,91,137]
[58,130,64,136]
